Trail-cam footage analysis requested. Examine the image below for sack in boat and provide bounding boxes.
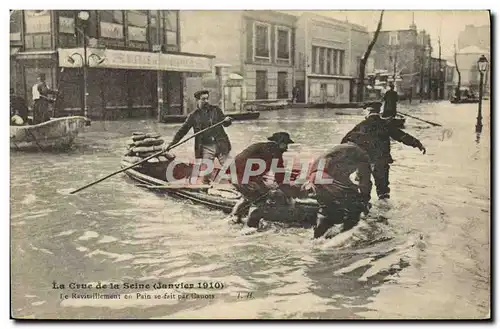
[132,132,161,141]
[132,131,145,136]
[131,145,163,153]
[122,156,143,164]
[133,138,164,147]
[147,158,160,163]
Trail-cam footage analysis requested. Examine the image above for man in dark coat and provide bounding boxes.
[226,132,295,227]
[382,83,399,118]
[167,90,232,183]
[32,73,57,124]
[302,133,373,238]
[341,101,426,200]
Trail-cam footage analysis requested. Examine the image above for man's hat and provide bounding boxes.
[194,90,209,100]
[267,132,295,144]
[37,73,46,79]
[363,101,382,114]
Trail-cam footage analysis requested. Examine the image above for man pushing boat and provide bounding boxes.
[225,132,296,228]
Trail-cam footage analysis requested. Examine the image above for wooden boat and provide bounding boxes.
[10,116,89,151]
[450,97,480,104]
[161,111,260,124]
[120,132,323,226]
[121,156,320,227]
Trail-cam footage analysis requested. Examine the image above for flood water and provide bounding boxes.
[10,101,490,319]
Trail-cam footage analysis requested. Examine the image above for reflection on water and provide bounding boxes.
[10,101,490,319]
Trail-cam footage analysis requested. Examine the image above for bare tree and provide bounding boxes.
[453,44,461,100]
[357,10,384,102]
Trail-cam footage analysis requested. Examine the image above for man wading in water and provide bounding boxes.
[301,132,373,238]
[342,101,426,200]
[226,132,296,228]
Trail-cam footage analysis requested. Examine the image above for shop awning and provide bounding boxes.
[58,48,214,73]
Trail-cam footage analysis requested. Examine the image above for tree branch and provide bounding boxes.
[357,10,384,102]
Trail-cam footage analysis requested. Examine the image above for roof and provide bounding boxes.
[458,45,489,54]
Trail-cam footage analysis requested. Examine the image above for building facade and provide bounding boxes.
[180,10,296,111]
[294,13,369,104]
[454,46,490,96]
[10,10,215,119]
[370,24,433,100]
[458,24,490,52]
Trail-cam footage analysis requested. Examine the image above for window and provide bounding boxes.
[100,10,124,39]
[24,10,51,49]
[163,10,178,46]
[276,27,290,60]
[149,10,160,45]
[389,31,399,46]
[127,10,147,42]
[327,49,333,75]
[338,50,345,75]
[311,46,318,73]
[333,50,338,75]
[254,22,270,59]
[319,48,325,74]
[277,72,288,99]
[256,70,268,99]
[10,10,22,41]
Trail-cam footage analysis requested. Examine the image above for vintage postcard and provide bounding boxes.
[9,9,491,320]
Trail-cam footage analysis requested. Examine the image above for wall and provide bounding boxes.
[308,78,350,104]
[349,26,369,77]
[180,11,243,74]
[455,52,490,93]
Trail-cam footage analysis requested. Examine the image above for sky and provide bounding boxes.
[281,10,490,59]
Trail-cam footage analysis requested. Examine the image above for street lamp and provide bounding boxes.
[77,10,90,118]
[476,54,489,133]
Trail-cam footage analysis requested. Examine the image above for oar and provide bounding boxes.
[69,117,231,195]
[398,111,442,127]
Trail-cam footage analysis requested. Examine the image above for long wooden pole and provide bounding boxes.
[69,118,230,194]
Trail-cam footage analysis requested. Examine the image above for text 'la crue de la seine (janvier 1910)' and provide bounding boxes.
[51,280,226,301]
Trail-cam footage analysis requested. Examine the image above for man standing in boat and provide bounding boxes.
[301,132,373,238]
[32,73,57,124]
[341,101,426,200]
[166,90,232,184]
[382,83,398,118]
[226,132,296,228]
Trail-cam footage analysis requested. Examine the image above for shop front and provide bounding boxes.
[307,75,351,104]
[57,47,214,119]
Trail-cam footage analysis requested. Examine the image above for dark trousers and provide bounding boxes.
[314,202,362,238]
[372,161,390,197]
[33,99,51,125]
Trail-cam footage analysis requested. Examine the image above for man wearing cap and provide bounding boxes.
[167,90,232,183]
[226,132,295,227]
[302,133,373,238]
[341,101,426,200]
[382,83,399,118]
[32,73,57,124]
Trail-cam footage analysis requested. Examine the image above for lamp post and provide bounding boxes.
[77,11,90,118]
[476,55,489,133]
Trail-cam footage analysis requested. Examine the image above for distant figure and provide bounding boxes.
[408,89,413,104]
[382,83,398,118]
[10,88,29,125]
[32,73,57,124]
[292,86,300,104]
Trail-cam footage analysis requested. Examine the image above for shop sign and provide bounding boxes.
[100,22,124,39]
[59,17,75,34]
[58,48,213,72]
